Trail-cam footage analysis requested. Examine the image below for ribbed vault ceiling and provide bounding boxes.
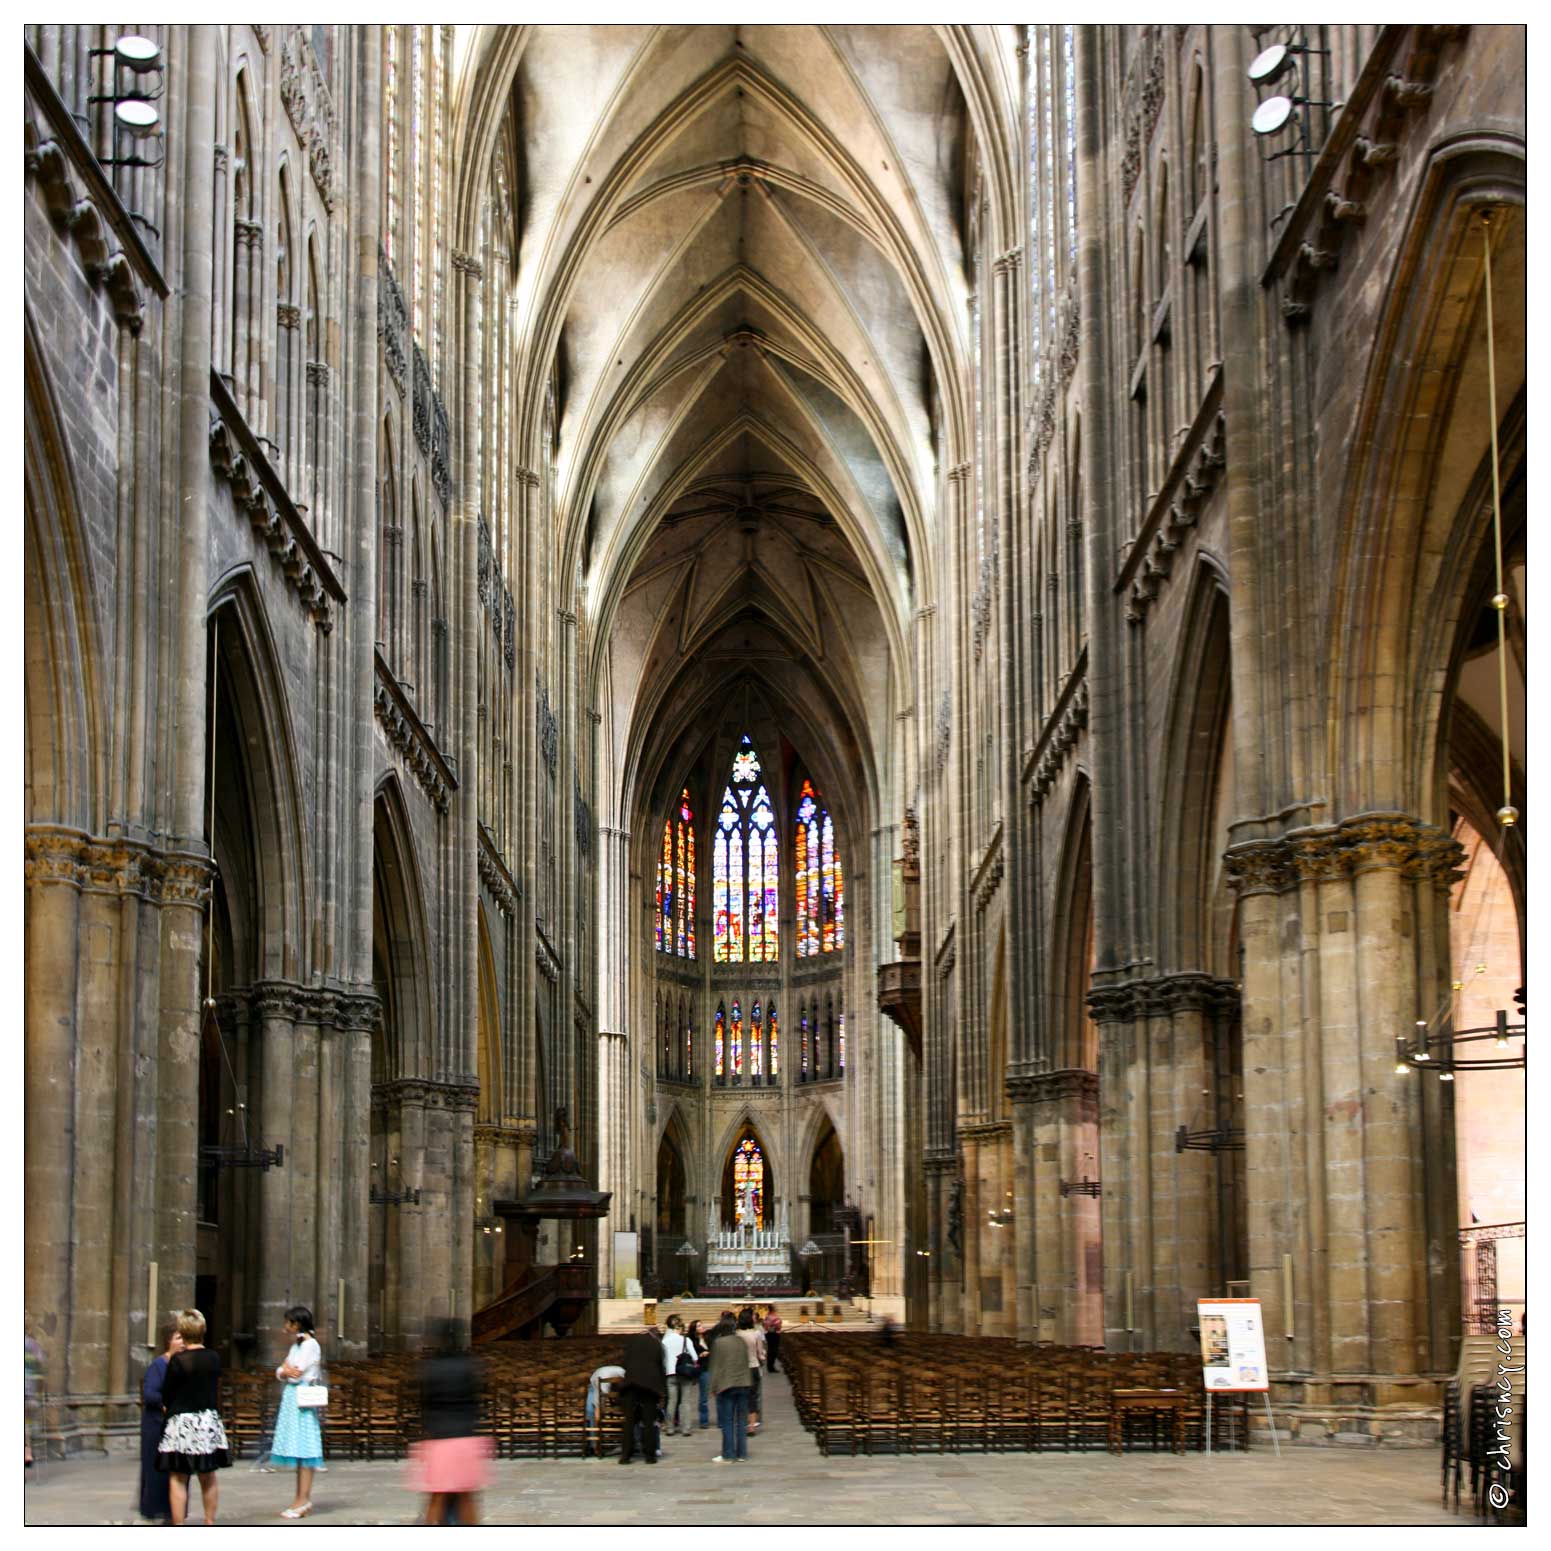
[460,23,984,822]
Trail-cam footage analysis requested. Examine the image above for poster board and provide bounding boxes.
[1197,1298,1269,1392]
[613,1231,639,1299]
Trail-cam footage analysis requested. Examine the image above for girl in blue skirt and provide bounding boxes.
[271,1305,324,1519]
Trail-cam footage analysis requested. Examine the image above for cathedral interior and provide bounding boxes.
[23,22,1525,1456]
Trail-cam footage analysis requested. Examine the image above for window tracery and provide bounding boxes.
[655,788,696,958]
[713,735,778,962]
[795,779,844,955]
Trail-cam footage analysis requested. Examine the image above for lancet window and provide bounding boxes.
[733,1137,764,1228]
[795,779,844,955]
[655,787,696,957]
[713,736,779,962]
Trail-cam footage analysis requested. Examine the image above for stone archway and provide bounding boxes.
[720,1122,774,1231]
[368,776,438,1353]
[807,1119,844,1234]
[656,1130,687,1238]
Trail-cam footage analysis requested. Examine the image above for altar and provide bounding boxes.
[700,1181,799,1294]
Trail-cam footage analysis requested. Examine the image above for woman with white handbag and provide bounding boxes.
[271,1305,326,1519]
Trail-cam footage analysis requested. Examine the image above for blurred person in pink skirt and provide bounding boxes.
[408,1319,491,1526]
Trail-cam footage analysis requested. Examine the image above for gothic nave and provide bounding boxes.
[22,20,1525,1465]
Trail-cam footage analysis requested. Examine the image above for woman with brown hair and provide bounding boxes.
[138,1322,184,1523]
[156,1310,231,1526]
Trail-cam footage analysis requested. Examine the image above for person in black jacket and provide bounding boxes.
[617,1328,667,1464]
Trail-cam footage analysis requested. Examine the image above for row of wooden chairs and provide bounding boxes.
[219,1338,631,1461]
[781,1334,1242,1456]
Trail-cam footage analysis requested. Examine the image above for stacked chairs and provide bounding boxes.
[218,1370,273,1460]
[782,1333,1219,1458]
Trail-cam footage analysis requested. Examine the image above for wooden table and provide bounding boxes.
[1109,1387,1189,1455]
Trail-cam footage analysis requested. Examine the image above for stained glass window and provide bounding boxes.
[657,789,696,958]
[769,1002,779,1076]
[714,736,778,962]
[733,1136,764,1228]
[750,1000,763,1078]
[795,779,843,955]
[838,1011,845,1073]
[801,1010,809,1075]
[730,1000,743,1079]
[686,1012,693,1079]
[656,820,672,952]
[682,790,696,958]
[714,1004,726,1079]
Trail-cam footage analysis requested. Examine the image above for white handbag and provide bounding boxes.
[296,1383,329,1409]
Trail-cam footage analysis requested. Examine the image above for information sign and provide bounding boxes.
[1197,1297,1270,1392]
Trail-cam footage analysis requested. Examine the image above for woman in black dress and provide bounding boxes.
[156,1310,231,1526]
[138,1324,183,1522]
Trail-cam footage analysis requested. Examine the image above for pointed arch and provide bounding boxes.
[207,568,310,982]
[24,306,106,833]
[710,1108,782,1218]
[717,1117,776,1231]
[475,902,502,1122]
[1328,133,1525,819]
[372,771,436,1081]
[1050,773,1095,1071]
[1156,559,1233,975]
[713,734,779,963]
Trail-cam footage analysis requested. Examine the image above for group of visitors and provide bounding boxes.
[605,1304,784,1466]
[136,1304,321,1525]
[132,1303,488,1526]
[114,1296,792,1520]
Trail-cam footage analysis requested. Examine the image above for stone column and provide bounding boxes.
[313,995,343,1358]
[338,996,376,1361]
[1226,816,1464,1407]
[64,846,127,1425]
[155,854,212,1315]
[253,982,299,1353]
[24,830,85,1400]
[1092,985,1143,1347]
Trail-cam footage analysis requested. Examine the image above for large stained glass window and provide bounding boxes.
[733,1136,764,1228]
[730,1000,743,1079]
[769,1002,779,1076]
[795,779,844,956]
[656,820,671,952]
[713,736,778,962]
[750,1000,763,1079]
[656,788,696,958]
[714,1003,726,1079]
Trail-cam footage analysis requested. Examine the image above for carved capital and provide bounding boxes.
[276,302,301,330]
[1223,838,1295,897]
[155,851,215,908]
[252,980,308,1022]
[24,826,87,889]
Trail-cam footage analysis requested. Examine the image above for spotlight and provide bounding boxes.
[114,35,163,73]
[1439,1070,1455,1083]
[1248,43,1294,85]
[1252,96,1296,136]
[114,99,160,138]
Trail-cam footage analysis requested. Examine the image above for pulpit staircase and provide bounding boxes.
[472,1261,595,1343]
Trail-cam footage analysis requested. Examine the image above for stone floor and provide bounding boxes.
[22,1370,1468,1527]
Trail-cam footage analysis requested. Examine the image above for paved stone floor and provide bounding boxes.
[22,1371,1466,1527]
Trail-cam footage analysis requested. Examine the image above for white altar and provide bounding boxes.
[702,1182,796,1291]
